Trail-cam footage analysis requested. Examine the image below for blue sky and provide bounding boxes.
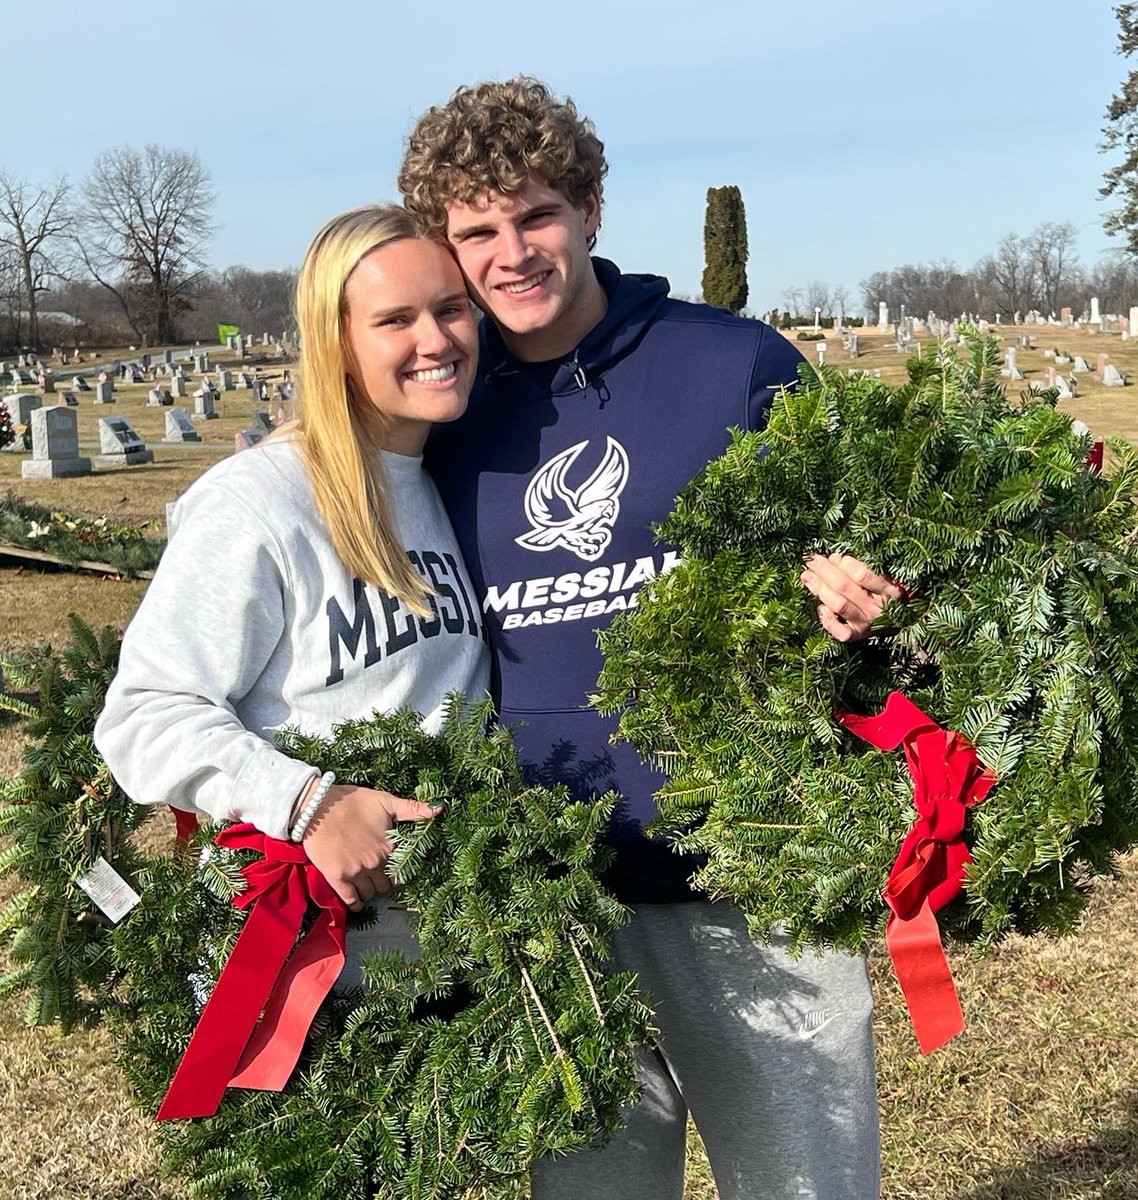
[5,0,1127,313]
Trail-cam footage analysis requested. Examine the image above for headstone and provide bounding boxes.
[877,301,888,329]
[1096,352,1111,378]
[225,334,236,349]
[1090,297,1102,325]
[1103,316,1114,335]
[94,380,115,404]
[235,428,265,452]
[140,354,151,370]
[96,416,154,465]
[8,393,42,425]
[251,409,274,434]
[847,334,859,358]
[192,388,217,420]
[815,341,827,363]
[72,375,91,392]
[1061,307,1072,325]
[21,405,91,478]
[1053,373,1073,400]
[171,373,187,398]
[163,349,174,365]
[216,368,232,392]
[1072,356,1090,373]
[1002,348,1023,380]
[38,370,55,393]
[193,353,211,373]
[61,391,77,406]
[262,332,271,345]
[147,387,172,406]
[237,371,255,389]
[162,406,201,443]
[1103,363,1126,387]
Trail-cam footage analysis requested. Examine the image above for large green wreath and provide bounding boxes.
[0,623,650,1200]
[594,340,1138,953]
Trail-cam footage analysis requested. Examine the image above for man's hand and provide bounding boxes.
[800,552,905,643]
[300,783,442,910]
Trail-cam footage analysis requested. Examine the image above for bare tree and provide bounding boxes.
[0,171,72,347]
[803,280,831,317]
[781,285,804,317]
[78,145,215,343]
[831,285,850,319]
[988,233,1037,316]
[1025,221,1079,315]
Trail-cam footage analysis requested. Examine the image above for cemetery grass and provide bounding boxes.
[7,332,1138,1197]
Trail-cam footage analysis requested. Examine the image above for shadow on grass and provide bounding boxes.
[954,1090,1138,1199]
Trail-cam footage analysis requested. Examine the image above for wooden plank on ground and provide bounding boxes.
[0,542,155,579]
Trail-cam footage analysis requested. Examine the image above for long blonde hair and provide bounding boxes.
[293,204,434,615]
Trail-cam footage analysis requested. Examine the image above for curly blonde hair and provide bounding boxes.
[399,77,608,242]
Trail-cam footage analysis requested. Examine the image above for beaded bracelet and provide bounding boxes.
[289,770,336,842]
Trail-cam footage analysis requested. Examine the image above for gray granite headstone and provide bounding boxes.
[171,373,187,398]
[94,380,115,404]
[61,391,77,406]
[22,405,91,478]
[96,416,154,466]
[251,409,274,434]
[235,428,265,452]
[72,375,90,392]
[192,388,217,420]
[237,371,254,389]
[7,393,42,425]
[216,368,232,392]
[163,406,201,443]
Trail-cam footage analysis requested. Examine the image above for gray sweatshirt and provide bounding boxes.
[94,438,490,840]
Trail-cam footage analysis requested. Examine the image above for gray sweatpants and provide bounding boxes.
[530,901,880,1200]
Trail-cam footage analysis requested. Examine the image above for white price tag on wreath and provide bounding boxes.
[75,856,141,923]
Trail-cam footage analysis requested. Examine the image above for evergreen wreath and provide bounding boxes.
[594,340,1138,953]
[0,620,650,1199]
[0,492,165,576]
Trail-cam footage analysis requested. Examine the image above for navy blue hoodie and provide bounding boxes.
[426,258,805,902]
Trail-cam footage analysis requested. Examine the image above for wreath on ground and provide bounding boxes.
[595,339,1138,957]
[0,492,165,576]
[0,620,650,1200]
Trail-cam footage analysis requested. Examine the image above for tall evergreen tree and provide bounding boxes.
[701,185,749,315]
[1101,4,1138,253]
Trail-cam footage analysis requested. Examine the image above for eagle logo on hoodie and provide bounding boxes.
[515,437,630,562]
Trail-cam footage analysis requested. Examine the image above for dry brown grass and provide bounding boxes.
[5,328,1138,1198]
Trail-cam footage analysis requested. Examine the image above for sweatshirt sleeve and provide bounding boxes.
[746,322,807,432]
[94,476,318,840]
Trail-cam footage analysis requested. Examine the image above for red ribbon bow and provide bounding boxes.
[157,822,347,1120]
[836,692,995,1054]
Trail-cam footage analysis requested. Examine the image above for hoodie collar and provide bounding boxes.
[479,257,670,395]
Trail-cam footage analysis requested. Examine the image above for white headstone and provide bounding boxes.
[22,405,91,478]
[216,368,232,392]
[192,388,217,420]
[1073,356,1090,373]
[1103,363,1126,387]
[1002,348,1023,381]
[877,301,888,329]
[1090,296,1102,325]
[171,374,187,398]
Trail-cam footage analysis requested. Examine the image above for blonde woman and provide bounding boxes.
[95,205,489,914]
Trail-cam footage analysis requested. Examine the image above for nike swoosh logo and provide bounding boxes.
[798,1014,840,1039]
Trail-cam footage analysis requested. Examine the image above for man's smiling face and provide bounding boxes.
[444,176,605,362]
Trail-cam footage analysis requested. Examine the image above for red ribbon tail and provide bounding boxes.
[156,884,305,1121]
[885,903,966,1055]
[229,910,346,1091]
[172,808,200,843]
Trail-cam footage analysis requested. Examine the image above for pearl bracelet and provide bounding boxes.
[289,770,336,842]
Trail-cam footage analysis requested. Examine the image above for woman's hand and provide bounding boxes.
[300,783,442,910]
[800,552,905,643]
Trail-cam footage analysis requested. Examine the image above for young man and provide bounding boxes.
[400,78,895,1200]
